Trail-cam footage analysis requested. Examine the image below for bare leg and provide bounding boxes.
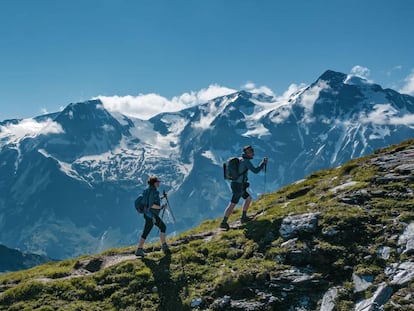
[242,196,252,212]
[224,202,236,218]
[137,237,145,249]
[160,232,166,244]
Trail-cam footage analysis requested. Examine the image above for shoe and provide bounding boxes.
[162,243,171,254]
[135,248,145,257]
[220,222,230,230]
[241,216,252,223]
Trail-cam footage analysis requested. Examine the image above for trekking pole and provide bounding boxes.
[263,161,267,215]
[163,190,176,223]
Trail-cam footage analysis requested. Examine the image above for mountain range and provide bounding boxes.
[0,69,414,259]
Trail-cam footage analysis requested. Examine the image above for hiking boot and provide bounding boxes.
[220,222,230,230]
[162,243,171,254]
[241,216,252,223]
[135,248,145,257]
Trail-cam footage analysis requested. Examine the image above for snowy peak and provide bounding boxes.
[46,100,126,160]
[316,69,348,86]
[55,99,123,135]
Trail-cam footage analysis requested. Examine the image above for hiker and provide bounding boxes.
[220,145,267,230]
[135,175,170,257]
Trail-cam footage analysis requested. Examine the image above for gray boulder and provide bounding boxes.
[354,283,393,311]
[279,212,320,239]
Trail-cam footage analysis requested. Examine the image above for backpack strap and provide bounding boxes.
[238,157,248,181]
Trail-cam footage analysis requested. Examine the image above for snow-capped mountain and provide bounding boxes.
[1,70,414,259]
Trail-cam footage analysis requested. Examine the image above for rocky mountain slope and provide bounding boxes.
[1,70,414,259]
[0,139,413,310]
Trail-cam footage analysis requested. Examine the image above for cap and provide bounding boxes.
[147,175,161,185]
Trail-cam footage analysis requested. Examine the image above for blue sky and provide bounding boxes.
[1,0,413,120]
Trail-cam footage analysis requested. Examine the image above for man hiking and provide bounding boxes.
[220,145,267,230]
[135,175,170,257]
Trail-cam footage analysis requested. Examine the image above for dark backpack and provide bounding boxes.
[134,189,149,214]
[223,157,245,180]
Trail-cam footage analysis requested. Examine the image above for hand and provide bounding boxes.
[263,157,268,164]
[161,204,168,210]
[162,190,168,199]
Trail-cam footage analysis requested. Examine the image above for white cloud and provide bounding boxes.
[399,69,414,95]
[96,84,236,120]
[0,118,64,143]
[350,65,371,79]
[242,82,275,96]
[360,103,414,125]
[277,83,307,101]
[243,82,256,90]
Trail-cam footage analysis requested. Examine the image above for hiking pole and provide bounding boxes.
[163,190,176,223]
[262,161,267,215]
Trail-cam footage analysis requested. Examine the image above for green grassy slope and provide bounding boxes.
[1,139,414,310]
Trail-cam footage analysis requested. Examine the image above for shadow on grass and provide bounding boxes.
[142,252,190,311]
[243,218,282,252]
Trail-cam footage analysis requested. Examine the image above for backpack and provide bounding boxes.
[134,189,149,214]
[223,157,245,180]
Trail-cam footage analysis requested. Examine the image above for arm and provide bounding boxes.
[245,158,267,174]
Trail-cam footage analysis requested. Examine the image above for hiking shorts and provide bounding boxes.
[230,182,250,204]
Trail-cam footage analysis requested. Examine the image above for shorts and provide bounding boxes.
[230,182,250,204]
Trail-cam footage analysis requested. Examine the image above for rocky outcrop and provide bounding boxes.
[279,212,320,239]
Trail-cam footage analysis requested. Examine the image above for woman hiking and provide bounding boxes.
[135,175,170,257]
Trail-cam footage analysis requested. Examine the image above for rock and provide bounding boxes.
[355,283,393,311]
[279,212,320,239]
[322,228,338,237]
[320,287,339,311]
[221,295,231,307]
[191,297,202,308]
[281,238,298,248]
[230,299,266,310]
[386,261,414,286]
[74,257,103,272]
[329,181,358,193]
[377,246,391,260]
[353,274,374,293]
[395,163,414,174]
[398,222,414,254]
[338,190,371,205]
[269,268,323,291]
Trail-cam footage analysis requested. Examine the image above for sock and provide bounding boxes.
[222,216,228,223]
[242,211,247,218]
